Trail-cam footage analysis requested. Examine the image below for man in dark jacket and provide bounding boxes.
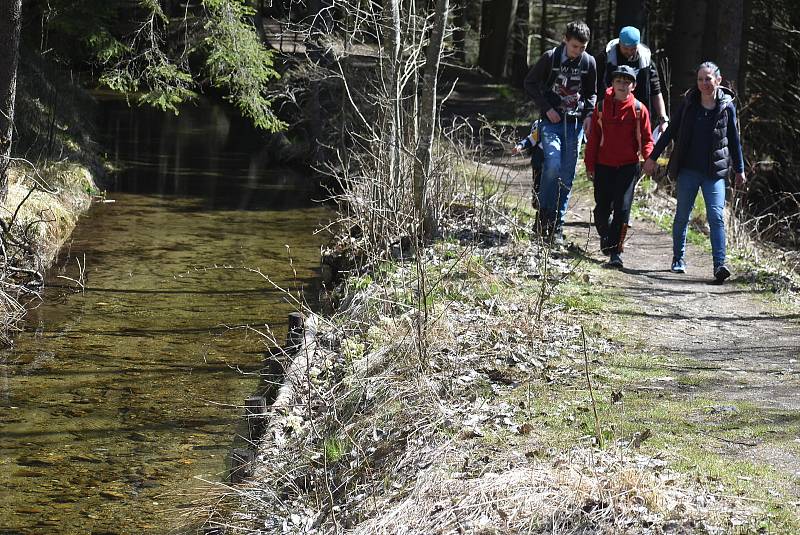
[524,21,597,242]
[595,26,669,137]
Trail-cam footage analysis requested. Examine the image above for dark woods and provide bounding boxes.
[10,0,800,247]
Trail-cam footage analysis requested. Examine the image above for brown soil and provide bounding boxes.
[498,152,800,483]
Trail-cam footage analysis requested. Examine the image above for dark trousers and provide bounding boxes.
[593,163,640,254]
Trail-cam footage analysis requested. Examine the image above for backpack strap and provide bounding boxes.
[597,98,644,159]
[634,99,643,159]
[544,45,564,90]
[597,99,605,148]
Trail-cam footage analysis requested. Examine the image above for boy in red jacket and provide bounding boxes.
[584,65,654,268]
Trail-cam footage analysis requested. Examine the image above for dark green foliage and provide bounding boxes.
[203,0,285,131]
[737,0,800,245]
[23,0,284,132]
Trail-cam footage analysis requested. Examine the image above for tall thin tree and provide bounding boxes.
[479,0,518,77]
[414,0,450,237]
[585,0,599,54]
[668,0,709,110]
[0,0,22,200]
[704,0,744,91]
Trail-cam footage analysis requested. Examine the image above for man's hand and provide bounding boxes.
[643,158,658,176]
[734,171,747,189]
[546,108,561,123]
[657,119,669,136]
[583,116,592,138]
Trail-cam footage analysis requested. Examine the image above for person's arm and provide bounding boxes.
[727,104,747,187]
[581,54,598,135]
[524,51,556,117]
[651,93,669,128]
[643,100,683,175]
[650,99,683,159]
[512,135,533,155]
[648,65,669,130]
[583,107,601,179]
[595,50,608,94]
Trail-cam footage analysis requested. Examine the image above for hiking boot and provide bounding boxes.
[600,235,614,256]
[670,257,686,273]
[552,225,565,246]
[608,252,624,268]
[714,264,731,282]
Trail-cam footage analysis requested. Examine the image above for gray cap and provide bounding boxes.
[611,65,637,82]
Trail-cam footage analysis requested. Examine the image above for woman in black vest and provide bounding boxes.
[643,62,746,283]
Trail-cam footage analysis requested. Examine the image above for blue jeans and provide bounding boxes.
[673,168,727,268]
[539,118,583,226]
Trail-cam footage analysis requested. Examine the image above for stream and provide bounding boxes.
[0,96,328,534]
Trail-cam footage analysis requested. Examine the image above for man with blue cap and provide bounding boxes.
[595,26,669,137]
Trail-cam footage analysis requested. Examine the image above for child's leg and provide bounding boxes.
[609,163,639,251]
[592,164,614,254]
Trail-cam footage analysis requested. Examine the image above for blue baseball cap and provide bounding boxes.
[619,26,640,46]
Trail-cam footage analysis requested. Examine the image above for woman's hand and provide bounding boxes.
[734,171,747,188]
[643,159,658,176]
[546,108,561,123]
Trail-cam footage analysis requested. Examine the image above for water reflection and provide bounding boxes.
[104,96,316,210]
[0,96,328,534]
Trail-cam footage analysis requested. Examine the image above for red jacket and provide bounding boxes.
[584,87,654,175]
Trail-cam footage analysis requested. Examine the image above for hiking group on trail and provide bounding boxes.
[518,21,747,283]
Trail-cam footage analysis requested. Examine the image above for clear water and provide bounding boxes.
[0,97,328,533]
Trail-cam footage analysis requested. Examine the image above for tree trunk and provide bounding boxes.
[704,0,744,91]
[668,0,708,111]
[737,0,752,98]
[0,0,22,200]
[414,0,449,238]
[510,0,530,88]
[478,0,518,78]
[382,0,402,238]
[585,0,599,54]
[614,0,647,36]
[453,0,468,63]
[539,0,549,58]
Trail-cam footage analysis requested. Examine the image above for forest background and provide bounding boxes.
[0,0,799,286]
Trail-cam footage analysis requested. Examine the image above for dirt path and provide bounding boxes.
[490,152,800,483]
[443,68,800,483]
[567,187,799,410]
[493,153,800,409]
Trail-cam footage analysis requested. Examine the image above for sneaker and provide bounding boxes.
[552,225,565,245]
[608,252,624,268]
[714,264,731,282]
[670,257,686,273]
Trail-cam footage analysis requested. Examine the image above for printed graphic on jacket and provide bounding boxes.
[552,64,584,112]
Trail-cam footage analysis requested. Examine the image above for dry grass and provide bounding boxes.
[0,162,96,340]
[191,202,768,534]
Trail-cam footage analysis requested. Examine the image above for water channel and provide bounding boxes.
[0,96,329,534]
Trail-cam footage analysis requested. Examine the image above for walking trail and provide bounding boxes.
[441,65,799,480]
[498,153,800,479]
